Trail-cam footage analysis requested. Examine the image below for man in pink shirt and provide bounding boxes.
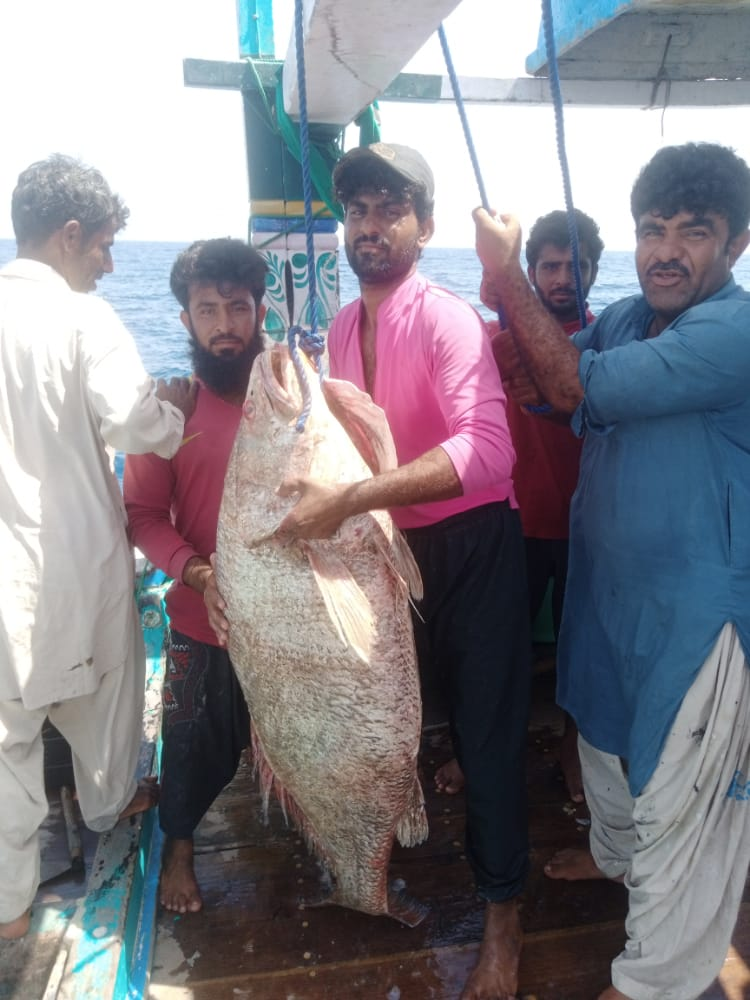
[124,239,267,915]
[278,143,530,1000]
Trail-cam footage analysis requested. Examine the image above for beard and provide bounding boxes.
[189,333,262,397]
[345,236,421,285]
[535,286,583,323]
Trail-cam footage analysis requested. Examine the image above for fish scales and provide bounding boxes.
[216,344,428,924]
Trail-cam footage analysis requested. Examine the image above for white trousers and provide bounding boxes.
[580,622,750,1000]
[0,612,145,923]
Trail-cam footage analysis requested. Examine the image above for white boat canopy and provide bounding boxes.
[283,0,750,113]
[184,0,750,115]
[282,0,463,124]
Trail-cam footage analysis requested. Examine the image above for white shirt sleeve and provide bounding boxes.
[78,294,184,458]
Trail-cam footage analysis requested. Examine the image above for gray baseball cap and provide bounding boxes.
[332,142,435,201]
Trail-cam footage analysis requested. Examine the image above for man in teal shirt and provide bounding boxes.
[474,143,750,1000]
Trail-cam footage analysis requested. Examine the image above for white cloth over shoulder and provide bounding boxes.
[0,258,184,709]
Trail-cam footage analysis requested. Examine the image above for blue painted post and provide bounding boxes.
[237,0,276,59]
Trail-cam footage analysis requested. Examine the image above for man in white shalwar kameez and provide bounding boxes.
[0,155,195,939]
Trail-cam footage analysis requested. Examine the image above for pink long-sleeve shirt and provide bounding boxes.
[328,271,516,529]
[124,381,242,645]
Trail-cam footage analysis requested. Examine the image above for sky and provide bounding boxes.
[2,1,750,250]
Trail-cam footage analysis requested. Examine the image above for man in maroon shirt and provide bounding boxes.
[124,239,267,915]
[436,210,603,804]
[495,209,602,802]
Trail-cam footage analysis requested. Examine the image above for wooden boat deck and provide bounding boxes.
[146,664,750,1000]
[3,659,749,999]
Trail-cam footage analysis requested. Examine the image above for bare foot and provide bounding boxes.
[160,838,202,914]
[119,776,159,820]
[0,908,31,940]
[435,758,465,795]
[459,898,522,999]
[559,716,585,803]
[598,987,633,999]
[544,847,622,882]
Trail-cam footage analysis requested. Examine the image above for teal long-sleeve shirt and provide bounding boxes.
[558,277,750,795]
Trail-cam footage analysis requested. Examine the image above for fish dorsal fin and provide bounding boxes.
[322,378,398,475]
[301,540,374,664]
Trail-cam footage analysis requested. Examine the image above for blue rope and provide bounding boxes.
[541,0,588,330]
[437,24,507,328]
[289,0,325,432]
[438,25,490,211]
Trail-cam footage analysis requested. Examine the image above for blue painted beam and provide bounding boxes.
[237,0,275,59]
[526,0,633,75]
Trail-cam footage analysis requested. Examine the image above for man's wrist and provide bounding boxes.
[182,556,212,593]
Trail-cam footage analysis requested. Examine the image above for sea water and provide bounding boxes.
[2,236,750,477]
[4,236,750,377]
[0,236,686,379]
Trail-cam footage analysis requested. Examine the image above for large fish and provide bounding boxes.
[216,343,428,925]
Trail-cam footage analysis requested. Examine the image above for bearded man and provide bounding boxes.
[124,238,267,916]
[276,143,531,1000]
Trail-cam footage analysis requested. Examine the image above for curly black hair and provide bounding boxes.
[170,238,268,311]
[631,143,750,240]
[525,209,604,269]
[333,159,434,224]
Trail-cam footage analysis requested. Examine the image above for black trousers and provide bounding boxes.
[159,628,250,839]
[405,502,531,902]
[525,536,570,639]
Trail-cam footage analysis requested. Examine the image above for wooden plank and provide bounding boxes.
[382,73,750,108]
[525,1,750,81]
[55,745,155,1000]
[281,0,464,124]
[183,57,750,109]
[148,669,750,1000]
[237,0,275,59]
[183,57,282,93]
[52,576,168,999]
[0,910,72,1000]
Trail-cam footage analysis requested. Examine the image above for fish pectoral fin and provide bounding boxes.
[302,541,374,664]
[391,530,424,602]
[370,525,424,602]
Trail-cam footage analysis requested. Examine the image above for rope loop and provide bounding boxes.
[297,327,326,361]
[287,324,323,433]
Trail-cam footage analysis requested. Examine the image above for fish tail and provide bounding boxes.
[395,776,429,847]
